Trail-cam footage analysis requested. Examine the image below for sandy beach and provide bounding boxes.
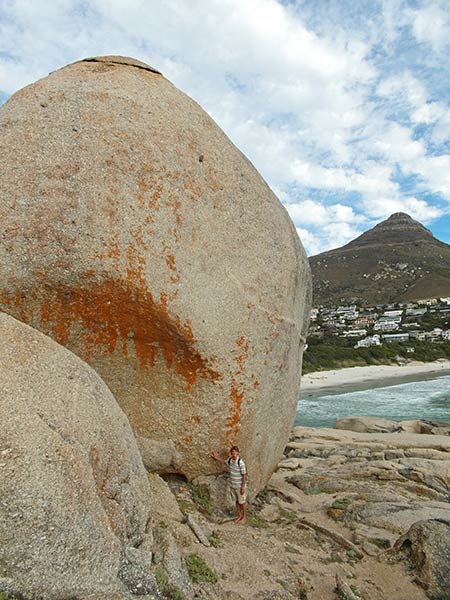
[300,359,450,397]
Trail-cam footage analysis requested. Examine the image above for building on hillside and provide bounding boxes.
[310,308,319,321]
[426,328,443,340]
[406,307,427,316]
[417,298,438,305]
[343,329,367,338]
[355,335,381,348]
[410,331,426,340]
[382,333,410,343]
[383,310,403,317]
[374,321,400,332]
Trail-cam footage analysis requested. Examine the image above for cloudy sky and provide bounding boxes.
[1,0,450,255]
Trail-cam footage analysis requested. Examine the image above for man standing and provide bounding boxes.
[211,445,247,524]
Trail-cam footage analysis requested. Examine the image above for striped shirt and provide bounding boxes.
[226,457,246,489]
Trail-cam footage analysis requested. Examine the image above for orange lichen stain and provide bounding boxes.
[166,254,176,272]
[226,336,251,442]
[226,381,244,442]
[1,274,220,389]
[184,435,193,444]
[188,415,201,425]
[253,380,260,389]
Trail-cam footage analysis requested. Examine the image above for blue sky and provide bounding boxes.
[1,0,449,255]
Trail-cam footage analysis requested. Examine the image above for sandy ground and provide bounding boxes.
[300,360,450,396]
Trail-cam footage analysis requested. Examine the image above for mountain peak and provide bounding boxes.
[309,212,450,305]
[343,212,435,249]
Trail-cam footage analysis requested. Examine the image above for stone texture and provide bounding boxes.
[393,519,450,599]
[137,437,183,473]
[0,56,311,493]
[334,416,402,433]
[0,312,159,599]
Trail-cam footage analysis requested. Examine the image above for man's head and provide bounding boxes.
[230,445,239,459]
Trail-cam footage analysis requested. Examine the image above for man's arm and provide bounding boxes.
[211,451,226,465]
[240,472,247,494]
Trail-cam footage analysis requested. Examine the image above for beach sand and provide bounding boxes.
[300,359,450,397]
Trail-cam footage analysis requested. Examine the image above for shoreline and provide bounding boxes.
[300,359,450,398]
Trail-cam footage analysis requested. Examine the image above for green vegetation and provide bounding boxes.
[368,537,391,549]
[190,484,212,515]
[331,497,354,510]
[246,507,269,528]
[208,533,223,548]
[279,508,297,523]
[185,553,218,584]
[303,334,450,374]
[153,566,188,600]
[275,578,289,591]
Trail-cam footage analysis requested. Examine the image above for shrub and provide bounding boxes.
[185,553,218,584]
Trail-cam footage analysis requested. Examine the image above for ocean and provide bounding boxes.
[295,374,450,428]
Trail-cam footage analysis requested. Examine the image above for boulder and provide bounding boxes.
[0,56,311,493]
[0,312,159,599]
[393,519,450,599]
[334,416,401,433]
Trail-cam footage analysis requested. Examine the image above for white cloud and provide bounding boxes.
[407,0,450,52]
[0,0,449,255]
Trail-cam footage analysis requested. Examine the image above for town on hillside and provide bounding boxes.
[304,297,450,373]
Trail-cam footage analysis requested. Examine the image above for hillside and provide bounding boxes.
[309,212,450,306]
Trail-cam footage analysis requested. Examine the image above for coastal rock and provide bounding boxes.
[343,501,450,534]
[334,416,402,433]
[393,519,450,599]
[159,529,195,599]
[137,437,183,472]
[0,56,311,492]
[0,312,158,599]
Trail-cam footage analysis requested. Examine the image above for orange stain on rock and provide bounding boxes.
[166,254,176,272]
[1,274,219,390]
[226,336,251,443]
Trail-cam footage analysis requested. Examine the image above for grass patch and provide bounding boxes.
[191,484,212,515]
[185,553,218,584]
[275,578,289,591]
[279,508,297,523]
[331,498,354,510]
[208,533,223,548]
[247,507,269,529]
[254,487,272,508]
[177,499,197,515]
[153,566,188,600]
[368,537,391,549]
[305,486,335,495]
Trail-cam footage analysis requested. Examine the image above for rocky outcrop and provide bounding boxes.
[0,56,311,492]
[0,312,159,599]
[393,519,450,599]
[334,417,450,436]
[334,416,402,433]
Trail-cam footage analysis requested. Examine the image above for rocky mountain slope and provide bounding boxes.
[309,213,450,306]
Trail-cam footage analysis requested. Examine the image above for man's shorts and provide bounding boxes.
[230,485,247,505]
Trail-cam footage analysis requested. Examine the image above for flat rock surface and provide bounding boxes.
[137,425,450,599]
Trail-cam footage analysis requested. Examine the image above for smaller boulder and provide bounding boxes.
[0,312,159,599]
[392,519,450,599]
[137,437,183,472]
[334,416,402,433]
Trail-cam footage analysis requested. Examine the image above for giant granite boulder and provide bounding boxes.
[0,312,159,599]
[0,56,311,491]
